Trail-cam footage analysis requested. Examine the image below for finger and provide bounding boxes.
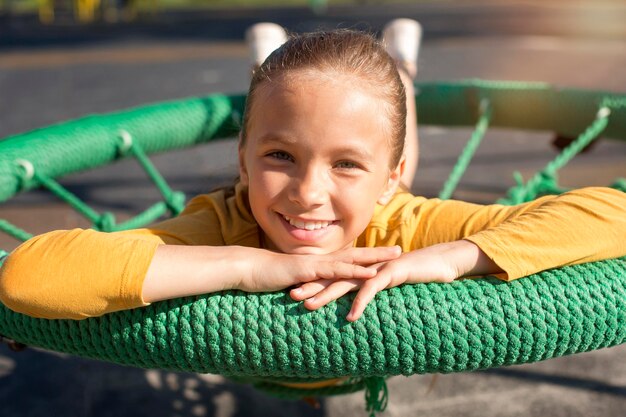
[316,262,378,280]
[303,280,361,311]
[338,246,402,265]
[290,280,333,301]
[346,275,390,322]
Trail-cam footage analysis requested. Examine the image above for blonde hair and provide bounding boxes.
[240,29,407,168]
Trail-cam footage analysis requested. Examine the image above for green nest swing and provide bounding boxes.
[1,80,625,413]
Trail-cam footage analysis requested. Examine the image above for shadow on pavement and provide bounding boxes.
[0,345,327,417]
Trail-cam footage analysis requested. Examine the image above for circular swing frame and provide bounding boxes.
[0,80,625,398]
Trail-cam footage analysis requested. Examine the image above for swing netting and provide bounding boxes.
[0,80,625,409]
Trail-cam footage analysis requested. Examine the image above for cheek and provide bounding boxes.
[248,169,288,207]
[336,177,386,220]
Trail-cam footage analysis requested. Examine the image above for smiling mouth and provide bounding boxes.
[282,215,336,231]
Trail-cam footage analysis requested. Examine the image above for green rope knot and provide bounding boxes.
[530,170,562,197]
[364,377,388,417]
[166,191,186,216]
[499,172,527,205]
[499,101,613,205]
[610,178,626,192]
[95,212,116,232]
[500,170,566,205]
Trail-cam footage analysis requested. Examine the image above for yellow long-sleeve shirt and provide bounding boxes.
[1,184,624,320]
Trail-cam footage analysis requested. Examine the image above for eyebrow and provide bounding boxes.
[257,134,298,146]
[333,145,375,162]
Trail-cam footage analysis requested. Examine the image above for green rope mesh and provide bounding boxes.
[1,81,625,411]
[499,105,613,204]
[0,220,32,242]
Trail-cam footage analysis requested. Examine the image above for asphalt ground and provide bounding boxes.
[1,2,626,416]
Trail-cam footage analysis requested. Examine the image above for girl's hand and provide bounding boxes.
[290,240,501,321]
[143,245,400,304]
[237,245,402,293]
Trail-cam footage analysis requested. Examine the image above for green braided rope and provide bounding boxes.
[439,99,492,200]
[0,93,245,204]
[1,258,625,379]
[28,166,103,223]
[118,131,186,216]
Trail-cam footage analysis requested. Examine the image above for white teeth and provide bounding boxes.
[283,215,331,230]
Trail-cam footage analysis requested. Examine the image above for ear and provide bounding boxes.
[377,155,406,205]
[238,133,249,187]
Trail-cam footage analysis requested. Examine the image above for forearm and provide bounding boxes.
[142,245,256,302]
[143,245,401,302]
[403,239,502,285]
[442,239,502,279]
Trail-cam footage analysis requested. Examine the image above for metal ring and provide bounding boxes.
[596,107,611,119]
[15,159,35,181]
[118,129,133,154]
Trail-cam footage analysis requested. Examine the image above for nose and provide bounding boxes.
[288,166,328,208]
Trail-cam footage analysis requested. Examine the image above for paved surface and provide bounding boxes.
[1,2,626,416]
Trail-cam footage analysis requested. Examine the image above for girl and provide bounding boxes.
[0,22,625,323]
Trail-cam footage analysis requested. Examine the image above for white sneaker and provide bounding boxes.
[382,18,423,79]
[245,23,288,69]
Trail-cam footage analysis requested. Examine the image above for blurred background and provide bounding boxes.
[1,1,626,416]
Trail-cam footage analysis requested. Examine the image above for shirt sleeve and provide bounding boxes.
[409,187,626,280]
[0,201,224,320]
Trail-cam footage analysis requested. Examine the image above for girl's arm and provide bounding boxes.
[142,244,401,303]
[0,228,162,319]
[293,187,626,321]
[0,227,401,320]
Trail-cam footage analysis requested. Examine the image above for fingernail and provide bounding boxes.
[304,297,317,310]
[292,288,302,294]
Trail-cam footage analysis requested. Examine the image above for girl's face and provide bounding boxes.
[239,71,404,255]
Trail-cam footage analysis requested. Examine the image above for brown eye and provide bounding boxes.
[335,161,359,169]
[267,151,294,162]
